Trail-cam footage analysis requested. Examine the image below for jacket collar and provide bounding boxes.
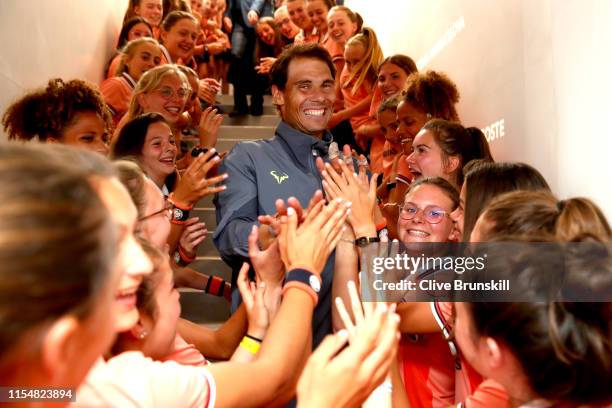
[275,121,333,170]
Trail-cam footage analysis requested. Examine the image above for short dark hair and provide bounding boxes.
[270,43,336,90]
[111,112,168,159]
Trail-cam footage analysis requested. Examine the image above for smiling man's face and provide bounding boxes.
[272,57,336,139]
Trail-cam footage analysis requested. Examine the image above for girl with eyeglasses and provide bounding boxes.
[320,154,465,406]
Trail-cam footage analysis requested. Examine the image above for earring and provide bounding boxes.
[138,330,148,339]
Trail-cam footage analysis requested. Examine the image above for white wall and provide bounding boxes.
[0,0,128,140]
[348,0,612,218]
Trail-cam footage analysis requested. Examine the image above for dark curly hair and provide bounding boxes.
[2,78,112,142]
[403,70,460,122]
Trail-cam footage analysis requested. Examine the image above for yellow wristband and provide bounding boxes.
[240,336,261,355]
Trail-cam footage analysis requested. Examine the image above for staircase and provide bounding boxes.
[179,94,278,326]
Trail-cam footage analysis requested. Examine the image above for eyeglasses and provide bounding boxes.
[138,200,173,222]
[386,203,450,224]
[154,86,191,100]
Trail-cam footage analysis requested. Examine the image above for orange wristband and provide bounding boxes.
[283,282,318,307]
[168,192,194,211]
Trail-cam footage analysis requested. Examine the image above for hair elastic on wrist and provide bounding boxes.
[245,333,263,343]
[178,245,196,264]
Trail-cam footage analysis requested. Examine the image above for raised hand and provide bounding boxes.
[173,149,228,206]
[257,191,325,239]
[198,106,223,147]
[178,217,207,256]
[247,10,259,25]
[248,225,285,287]
[255,57,277,74]
[320,155,378,239]
[278,198,350,275]
[297,292,400,408]
[236,263,269,339]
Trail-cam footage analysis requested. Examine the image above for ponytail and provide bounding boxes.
[422,119,493,186]
[555,197,611,242]
[480,191,611,243]
[344,27,384,96]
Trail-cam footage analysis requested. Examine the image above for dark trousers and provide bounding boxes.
[229,19,263,112]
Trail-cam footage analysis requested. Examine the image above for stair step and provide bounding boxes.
[219,105,277,115]
[216,94,274,106]
[224,114,279,127]
[196,232,219,257]
[218,125,275,140]
[192,207,217,228]
[179,290,230,324]
[195,194,214,208]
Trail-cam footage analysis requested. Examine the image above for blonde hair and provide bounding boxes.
[482,191,611,242]
[555,197,611,241]
[116,37,161,76]
[344,27,384,96]
[127,64,189,119]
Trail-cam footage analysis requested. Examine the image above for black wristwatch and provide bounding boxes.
[354,236,381,247]
[172,207,190,223]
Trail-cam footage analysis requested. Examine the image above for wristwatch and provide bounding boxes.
[354,236,380,247]
[172,207,190,223]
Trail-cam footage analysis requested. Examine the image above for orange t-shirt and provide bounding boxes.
[295,28,320,44]
[433,302,498,405]
[322,35,344,62]
[160,44,198,70]
[462,379,510,408]
[367,87,386,174]
[399,333,456,408]
[100,73,137,128]
[106,54,121,79]
[381,142,413,185]
[339,67,374,131]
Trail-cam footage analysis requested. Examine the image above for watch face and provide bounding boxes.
[309,275,321,292]
[355,237,368,247]
[173,208,184,220]
[174,251,181,264]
